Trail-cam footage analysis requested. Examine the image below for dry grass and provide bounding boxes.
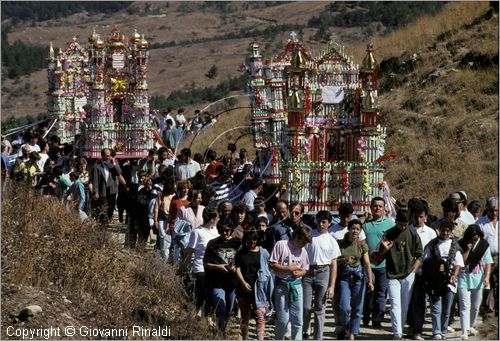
[180,97,255,157]
[1,185,218,339]
[479,316,499,340]
[350,2,491,61]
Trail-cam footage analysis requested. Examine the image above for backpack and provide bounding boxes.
[422,237,459,296]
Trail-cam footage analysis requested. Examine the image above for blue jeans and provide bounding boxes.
[211,287,236,332]
[275,278,303,340]
[430,289,455,336]
[303,266,330,339]
[157,219,170,261]
[363,267,388,325]
[338,265,366,335]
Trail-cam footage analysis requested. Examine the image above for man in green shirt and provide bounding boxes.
[362,197,394,328]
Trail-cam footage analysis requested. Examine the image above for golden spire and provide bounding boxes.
[362,43,377,70]
[365,89,377,110]
[49,42,54,60]
[291,49,305,68]
[289,87,303,109]
[88,27,98,44]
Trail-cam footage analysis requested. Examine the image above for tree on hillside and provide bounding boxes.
[206,64,218,79]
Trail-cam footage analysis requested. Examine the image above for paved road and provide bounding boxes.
[107,216,481,340]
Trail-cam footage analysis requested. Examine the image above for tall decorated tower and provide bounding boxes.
[246,34,386,213]
[81,27,154,159]
[46,37,89,143]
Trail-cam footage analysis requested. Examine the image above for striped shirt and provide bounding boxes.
[211,180,232,202]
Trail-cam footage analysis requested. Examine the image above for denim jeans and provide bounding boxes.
[157,219,171,261]
[388,272,416,336]
[211,287,236,332]
[458,287,483,333]
[363,267,388,325]
[338,264,366,336]
[430,289,455,336]
[303,266,330,340]
[410,273,428,335]
[274,278,303,340]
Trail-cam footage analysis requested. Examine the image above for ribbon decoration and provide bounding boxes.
[342,164,348,194]
[375,153,402,164]
[304,85,312,113]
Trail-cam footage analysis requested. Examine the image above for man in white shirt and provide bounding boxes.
[174,148,200,181]
[409,200,438,340]
[329,203,366,241]
[37,140,50,171]
[159,109,176,131]
[18,133,40,157]
[303,210,341,340]
[241,177,263,212]
[477,197,498,318]
[450,192,476,225]
[175,108,187,130]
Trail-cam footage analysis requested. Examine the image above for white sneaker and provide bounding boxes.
[468,327,478,336]
[447,326,455,333]
[432,334,443,340]
[461,333,468,340]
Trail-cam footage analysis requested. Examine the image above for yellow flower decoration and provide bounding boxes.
[292,168,302,193]
[362,168,371,194]
[110,77,126,91]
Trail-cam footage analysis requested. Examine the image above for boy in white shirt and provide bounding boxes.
[303,210,341,340]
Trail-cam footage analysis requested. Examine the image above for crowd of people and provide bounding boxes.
[1,124,498,341]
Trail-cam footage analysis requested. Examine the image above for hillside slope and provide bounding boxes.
[1,1,342,119]
[371,3,499,210]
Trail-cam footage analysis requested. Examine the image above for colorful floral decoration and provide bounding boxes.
[246,34,388,212]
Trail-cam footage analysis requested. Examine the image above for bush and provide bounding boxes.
[206,64,218,79]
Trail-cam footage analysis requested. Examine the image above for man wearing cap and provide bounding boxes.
[380,209,423,340]
[477,197,498,318]
[450,192,475,225]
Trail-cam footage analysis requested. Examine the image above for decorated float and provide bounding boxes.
[47,27,155,158]
[245,32,387,212]
[47,37,89,143]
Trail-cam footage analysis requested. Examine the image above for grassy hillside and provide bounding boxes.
[1,186,219,339]
[358,2,498,211]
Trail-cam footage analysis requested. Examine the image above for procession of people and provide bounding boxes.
[1,113,498,341]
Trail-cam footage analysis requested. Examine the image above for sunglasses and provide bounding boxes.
[291,211,301,216]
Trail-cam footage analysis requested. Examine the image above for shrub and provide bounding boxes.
[1,186,217,339]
